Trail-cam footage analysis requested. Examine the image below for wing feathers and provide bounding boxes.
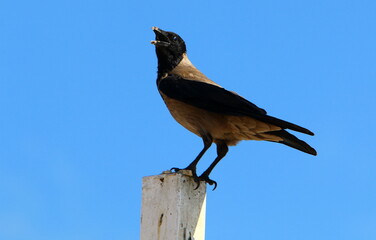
[158,74,314,136]
[158,75,266,115]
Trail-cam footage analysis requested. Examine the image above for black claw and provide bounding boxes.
[198,174,218,190]
[208,180,218,191]
[170,167,202,189]
[170,167,181,172]
[189,170,201,190]
[193,177,201,190]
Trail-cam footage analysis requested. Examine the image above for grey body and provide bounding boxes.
[159,54,283,146]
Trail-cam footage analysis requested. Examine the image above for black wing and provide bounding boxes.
[158,74,314,136]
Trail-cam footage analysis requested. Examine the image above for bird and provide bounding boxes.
[151,27,317,190]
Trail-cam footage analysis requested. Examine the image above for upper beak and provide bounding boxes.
[152,26,160,33]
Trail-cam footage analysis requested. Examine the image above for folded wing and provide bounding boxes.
[158,74,314,136]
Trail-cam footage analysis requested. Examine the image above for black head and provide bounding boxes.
[151,27,187,73]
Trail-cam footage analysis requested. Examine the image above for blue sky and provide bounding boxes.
[1,0,375,239]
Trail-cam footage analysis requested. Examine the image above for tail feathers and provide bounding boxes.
[268,130,317,156]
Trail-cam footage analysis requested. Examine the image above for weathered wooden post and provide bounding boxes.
[140,170,206,240]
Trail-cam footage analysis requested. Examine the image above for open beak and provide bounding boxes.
[151,27,171,47]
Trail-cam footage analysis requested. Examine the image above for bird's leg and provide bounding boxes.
[171,135,213,187]
[199,141,228,190]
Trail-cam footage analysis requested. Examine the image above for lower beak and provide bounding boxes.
[150,40,170,47]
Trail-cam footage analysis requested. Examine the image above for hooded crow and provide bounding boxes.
[151,27,317,190]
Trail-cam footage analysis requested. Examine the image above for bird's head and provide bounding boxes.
[151,27,187,73]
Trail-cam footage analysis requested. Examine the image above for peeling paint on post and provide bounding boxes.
[140,170,206,240]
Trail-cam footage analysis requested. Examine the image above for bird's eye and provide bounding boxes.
[173,36,177,40]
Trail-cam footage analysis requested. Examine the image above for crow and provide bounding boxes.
[151,27,316,190]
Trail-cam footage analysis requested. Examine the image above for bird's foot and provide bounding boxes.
[170,167,202,189]
[171,166,198,177]
[170,167,197,177]
[198,173,218,191]
[170,167,182,173]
